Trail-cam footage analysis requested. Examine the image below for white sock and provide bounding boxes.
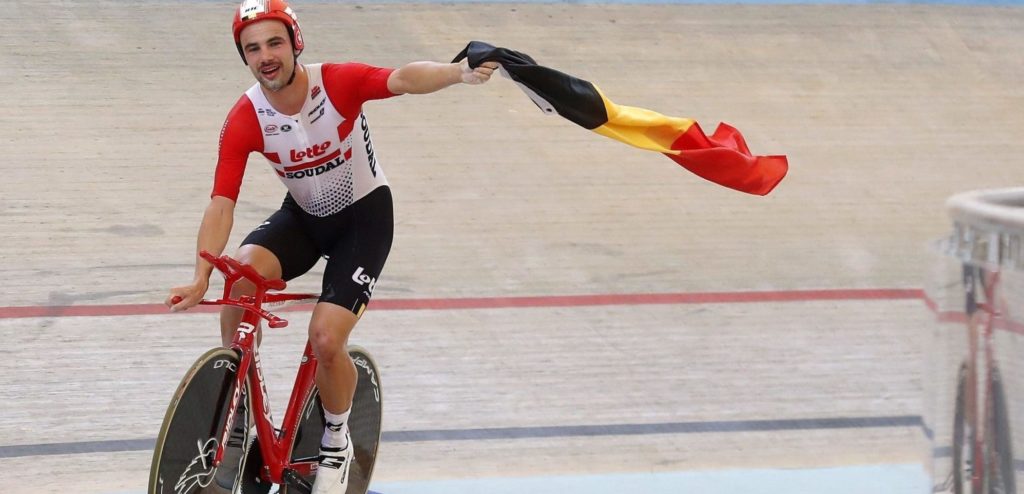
[322,406,351,449]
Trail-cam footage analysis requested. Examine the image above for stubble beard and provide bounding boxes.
[256,59,293,92]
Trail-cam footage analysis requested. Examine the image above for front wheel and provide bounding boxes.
[149,348,250,494]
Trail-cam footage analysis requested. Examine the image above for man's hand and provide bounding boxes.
[165,277,210,312]
[459,58,499,85]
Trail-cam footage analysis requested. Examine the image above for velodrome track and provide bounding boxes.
[2,1,1023,492]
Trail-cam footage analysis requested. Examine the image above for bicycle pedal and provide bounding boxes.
[282,468,313,494]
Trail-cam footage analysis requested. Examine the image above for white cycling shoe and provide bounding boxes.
[311,427,353,494]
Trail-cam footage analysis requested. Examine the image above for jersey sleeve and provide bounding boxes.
[322,62,398,118]
[211,95,262,201]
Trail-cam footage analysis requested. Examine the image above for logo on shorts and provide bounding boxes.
[351,266,377,296]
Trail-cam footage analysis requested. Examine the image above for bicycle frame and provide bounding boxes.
[196,251,322,485]
[964,266,1003,493]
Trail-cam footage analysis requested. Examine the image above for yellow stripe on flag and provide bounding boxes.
[591,86,695,155]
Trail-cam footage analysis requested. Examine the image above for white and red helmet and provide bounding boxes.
[232,0,304,64]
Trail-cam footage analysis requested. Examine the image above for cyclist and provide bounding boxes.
[164,1,497,492]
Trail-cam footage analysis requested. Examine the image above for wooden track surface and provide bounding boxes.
[2,1,1023,492]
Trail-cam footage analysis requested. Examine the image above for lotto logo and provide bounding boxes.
[351,267,377,294]
[291,141,330,161]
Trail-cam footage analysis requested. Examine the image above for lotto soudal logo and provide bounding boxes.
[311,85,321,99]
[351,266,377,295]
[281,156,343,179]
[277,147,352,180]
[291,141,330,162]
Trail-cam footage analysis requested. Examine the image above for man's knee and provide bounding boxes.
[309,322,350,364]
[309,302,359,365]
[234,244,283,281]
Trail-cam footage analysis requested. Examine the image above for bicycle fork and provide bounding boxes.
[212,321,322,491]
[213,320,260,467]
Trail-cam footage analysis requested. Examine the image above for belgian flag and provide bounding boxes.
[453,41,788,196]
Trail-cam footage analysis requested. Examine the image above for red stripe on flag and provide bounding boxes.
[667,123,788,196]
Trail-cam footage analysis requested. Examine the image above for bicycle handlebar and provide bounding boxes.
[169,251,319,329]
[200,250,287,291]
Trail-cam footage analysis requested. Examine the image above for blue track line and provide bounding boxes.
[0,414,925,459]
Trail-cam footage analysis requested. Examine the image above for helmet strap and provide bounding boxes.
[284,53,299,87]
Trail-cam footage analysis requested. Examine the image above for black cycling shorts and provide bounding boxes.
[241,186,393,316]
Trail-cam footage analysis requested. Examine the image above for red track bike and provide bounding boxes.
[149,251,383,494]
[951,265,1015,494]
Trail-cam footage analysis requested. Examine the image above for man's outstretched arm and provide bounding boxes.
[387,59,499,95]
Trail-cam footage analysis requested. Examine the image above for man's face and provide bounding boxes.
[239,20,295,92]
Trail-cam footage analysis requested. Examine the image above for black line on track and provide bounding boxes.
[0,415,925,459]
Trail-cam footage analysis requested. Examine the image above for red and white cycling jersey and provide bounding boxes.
[213,63,398,217]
